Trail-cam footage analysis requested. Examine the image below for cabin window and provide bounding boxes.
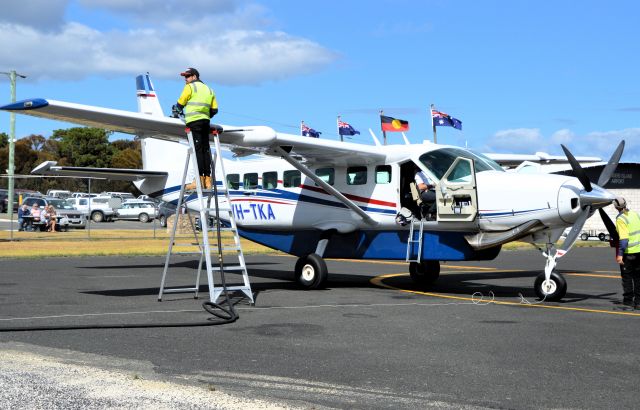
[347,166,367,185]
[315,167,335,185]
[375,165,392,184]
[262,171,278,189]
[243,173,258,189]
[227,174,240,189]
[283,170,301,188]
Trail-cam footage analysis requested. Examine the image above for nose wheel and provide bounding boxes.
[534,271,567,301]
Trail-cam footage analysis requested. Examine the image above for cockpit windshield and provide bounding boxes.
[418,148,504,180]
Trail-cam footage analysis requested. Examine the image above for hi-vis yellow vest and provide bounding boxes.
[184,82,214,123]
[618,211,640,254]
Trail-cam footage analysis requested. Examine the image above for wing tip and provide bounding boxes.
[0,98,49,111]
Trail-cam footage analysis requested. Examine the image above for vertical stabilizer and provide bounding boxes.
[136,73,164,116]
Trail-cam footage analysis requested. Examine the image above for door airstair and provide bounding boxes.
[158,128,253,305]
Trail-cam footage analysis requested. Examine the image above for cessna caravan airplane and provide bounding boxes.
[0,74,624,301]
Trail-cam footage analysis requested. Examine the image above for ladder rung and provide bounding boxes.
[163,287,198,293]
[209,246,242,251]
[205,227,236,232]
[211,266,246,271]
[203,207,232,212]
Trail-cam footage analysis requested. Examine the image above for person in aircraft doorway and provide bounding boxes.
[175,67,218,190]
[414,165,437,220]
[614,196,640,310]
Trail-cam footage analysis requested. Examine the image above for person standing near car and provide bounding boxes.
[174,67,218,190]
[614,197,640,310]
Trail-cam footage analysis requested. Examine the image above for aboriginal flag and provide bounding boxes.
[381,115,409,132]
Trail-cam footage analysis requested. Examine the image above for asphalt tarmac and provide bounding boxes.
[0,248,638,409]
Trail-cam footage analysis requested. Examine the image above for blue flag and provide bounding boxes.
[338,120,360,136]
[432,110,462,130]
[301,123,321,138]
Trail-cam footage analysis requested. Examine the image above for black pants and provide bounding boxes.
[187,119,212,177]
[621,253,640,305]
[419,189,437,214]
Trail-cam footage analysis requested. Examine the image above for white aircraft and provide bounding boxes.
[0,74,624,301]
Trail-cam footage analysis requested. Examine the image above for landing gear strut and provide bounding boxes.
[535,243,567,301]
[409,260,440,286]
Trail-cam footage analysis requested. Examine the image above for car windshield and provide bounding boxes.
[48,199,76,210]
[419,148,504,180]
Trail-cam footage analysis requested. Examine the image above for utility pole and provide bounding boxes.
[2,70,27,240]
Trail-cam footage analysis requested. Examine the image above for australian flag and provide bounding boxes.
[338,120,360,136]
[432,110,462,130]
[301,123,321,138]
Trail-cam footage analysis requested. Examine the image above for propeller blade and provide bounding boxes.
[560,206,591,253]
[599,208,619,241]
[597,140,625,187]
[561,144,592,192]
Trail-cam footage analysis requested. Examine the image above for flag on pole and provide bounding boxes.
[380,115,409,132]
[338,119,360,136]
[431,109,462,130]
[301,122,321,138]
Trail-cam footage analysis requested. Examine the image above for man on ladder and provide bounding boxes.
[174,67,218,190]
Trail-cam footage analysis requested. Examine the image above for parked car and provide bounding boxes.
[20,197,88,230]
[114,200,158,222]
[101,192,136,202]
[157,201,178,227]
[68,196,121,222]
[46,189,72,199]
[0,189,41,213]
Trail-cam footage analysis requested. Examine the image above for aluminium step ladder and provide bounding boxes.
[158,128,253,304]
[405,218,425,263]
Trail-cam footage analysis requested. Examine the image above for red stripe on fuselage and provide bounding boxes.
[301,184,396,207]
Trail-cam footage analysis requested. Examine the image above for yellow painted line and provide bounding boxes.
[370,273,640,317]
[567,273,620,279]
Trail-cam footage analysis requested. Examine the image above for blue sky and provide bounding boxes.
[1,0,639,161]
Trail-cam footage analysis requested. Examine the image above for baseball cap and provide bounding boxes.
[613,196,627,209]
[180,67,199,78]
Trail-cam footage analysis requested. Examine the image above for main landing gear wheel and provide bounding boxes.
[294,253,328,290]
[534,271,567,301]
[409,260,440,286]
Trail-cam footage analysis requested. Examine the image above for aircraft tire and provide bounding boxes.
[294,253,328,289]
[409,260,440,286]
[534,271,567,301]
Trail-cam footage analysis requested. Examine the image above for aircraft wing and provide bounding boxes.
[485,152,602,168]
[1,98,385,166]
[31,161,168,181]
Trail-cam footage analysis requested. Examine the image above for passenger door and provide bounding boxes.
[435,157,478,222]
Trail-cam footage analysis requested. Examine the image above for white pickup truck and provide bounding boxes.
[68,196,122,223]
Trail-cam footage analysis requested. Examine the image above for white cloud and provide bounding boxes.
[0,1,338,85]
[550,128,575,145]
[483,128,545,153]
[0,0,68,30]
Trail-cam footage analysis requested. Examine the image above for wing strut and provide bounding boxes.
[274,146,378,226]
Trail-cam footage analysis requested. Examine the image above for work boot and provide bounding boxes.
[203,176,212,189]
[185,179,198,190]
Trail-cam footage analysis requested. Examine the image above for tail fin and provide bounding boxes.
[136,73,164,117]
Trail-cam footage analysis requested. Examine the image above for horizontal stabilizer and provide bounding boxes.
[32,161,168,181]
[465,219,544,250]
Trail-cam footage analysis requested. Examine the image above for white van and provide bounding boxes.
[46,189,71,199]
[69,196,122,222]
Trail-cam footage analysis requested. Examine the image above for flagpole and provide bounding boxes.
[380,109,387,146]
[337,115,343,142]
[430,104,437,144]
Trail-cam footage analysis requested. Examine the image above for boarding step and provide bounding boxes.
[203,207,232,213]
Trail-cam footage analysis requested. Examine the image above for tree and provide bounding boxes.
[0,132,7,148]
[51,127,113,168]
